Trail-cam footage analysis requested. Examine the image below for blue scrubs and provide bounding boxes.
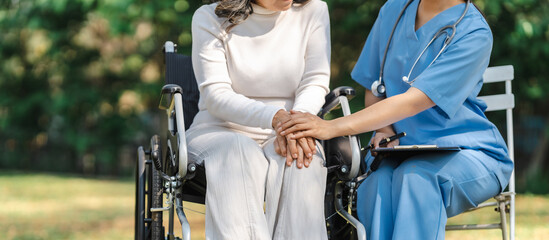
[351,0,514,239]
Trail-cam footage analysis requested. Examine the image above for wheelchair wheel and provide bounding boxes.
[150,164,164,239]
[135,144,165,240]
[150,135,164,240]
[135,146,148,240]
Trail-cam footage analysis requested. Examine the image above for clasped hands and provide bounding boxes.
[274,110,401,158]
[272,110,317,169]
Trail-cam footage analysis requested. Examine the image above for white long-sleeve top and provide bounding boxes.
[190,0,331,141]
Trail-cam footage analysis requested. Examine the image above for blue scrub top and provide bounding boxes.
[351,0,512,188]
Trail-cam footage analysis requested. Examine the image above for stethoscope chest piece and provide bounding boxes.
[371,79,386,98]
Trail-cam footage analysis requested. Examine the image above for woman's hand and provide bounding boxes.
[272,109,291,129]
[278,136,316,168]
[273,110,316,167]
[277,110,335,140]
[274,134,287,157]
[293,136,316,168]
[273,110,291,157]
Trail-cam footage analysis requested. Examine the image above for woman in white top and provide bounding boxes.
[187,0,331,239]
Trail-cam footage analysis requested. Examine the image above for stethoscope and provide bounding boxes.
[371,0,471,97]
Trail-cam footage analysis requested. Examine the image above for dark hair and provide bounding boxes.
[213,0,310,30]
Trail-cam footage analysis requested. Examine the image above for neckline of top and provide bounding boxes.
[251,3,279,15]
[407,0,467,39]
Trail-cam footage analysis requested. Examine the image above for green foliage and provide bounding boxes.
[0,0,200,175]
[475,0,549,193]
[482,0,549,109]
[0,0,547,181]
[522,169,549,194]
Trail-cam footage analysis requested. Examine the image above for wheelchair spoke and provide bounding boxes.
[325,207,344,221]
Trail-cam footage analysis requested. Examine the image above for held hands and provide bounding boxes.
[277,110,334,140]
[272,110,316,168]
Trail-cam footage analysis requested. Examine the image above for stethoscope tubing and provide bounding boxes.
[404,26,451,84]
[378,0,415,82]
[376,0,471,94]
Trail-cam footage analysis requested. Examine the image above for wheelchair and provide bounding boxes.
[134,41,366,240]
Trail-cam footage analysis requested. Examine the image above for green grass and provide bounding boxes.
[0,171,135,239]
[446,193,549,240]
[1,171,547,239]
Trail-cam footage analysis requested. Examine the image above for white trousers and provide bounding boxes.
[186,126,328,240]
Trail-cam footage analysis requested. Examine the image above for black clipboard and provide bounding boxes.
[371,145,461,159]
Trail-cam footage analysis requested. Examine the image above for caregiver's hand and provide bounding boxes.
[370,127,399,156]
[371,128,399,148]
[278,110,335,140]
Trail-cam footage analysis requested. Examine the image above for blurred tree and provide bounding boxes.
[480,0,549,193]
[0,0,547,192]
[0,0,200,175]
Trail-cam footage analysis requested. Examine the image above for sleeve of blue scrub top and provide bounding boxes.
[411,28,493,119]
[350,11,383,90]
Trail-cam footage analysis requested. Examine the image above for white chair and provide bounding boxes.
[445,65,516,240]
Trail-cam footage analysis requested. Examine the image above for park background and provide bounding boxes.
[0,0,548,239]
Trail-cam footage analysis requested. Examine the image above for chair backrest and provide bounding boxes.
[477,65,515,193]
[164,52,200,130]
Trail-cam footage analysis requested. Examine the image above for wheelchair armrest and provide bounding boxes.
[319,86,355,117]
[173,93,189,179]
[158,84,189,180]
[159,84,182,110]
[320,86,361,180]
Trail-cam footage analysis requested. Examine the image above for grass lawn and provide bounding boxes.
[1,171,547,239]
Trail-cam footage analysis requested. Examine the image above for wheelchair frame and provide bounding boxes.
[135,41,366,240]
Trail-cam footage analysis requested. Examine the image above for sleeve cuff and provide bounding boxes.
[292,105,319,115]
[262,105,285,129]
[293,87,328,115]
[411,84,453,119]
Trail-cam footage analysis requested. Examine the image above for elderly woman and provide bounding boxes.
[186,0,331,239]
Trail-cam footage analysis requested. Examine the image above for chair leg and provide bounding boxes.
[497,197,509,240]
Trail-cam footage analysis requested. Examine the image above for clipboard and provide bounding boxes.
[371,145,461,159]
[359,132,461,178]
